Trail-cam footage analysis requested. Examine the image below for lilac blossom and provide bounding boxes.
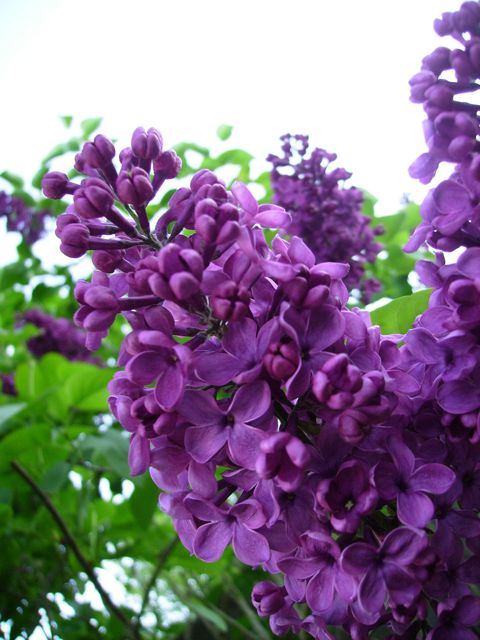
[0,190,50,244]
[268,135,383,302]
[46,106,480,640]
[18,309,101,363]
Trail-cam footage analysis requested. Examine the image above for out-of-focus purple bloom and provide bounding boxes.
[268,135,383,302]
[18,309,102,364]
[0,190,50,244]
[0,373,16,396]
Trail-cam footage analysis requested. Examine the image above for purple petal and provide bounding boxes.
[178,390,222,425]
[288,236,315,267]
[373,462,399,500]
[308,306,346,352]
[458,247,480,278]
[383,563,421,607]
[255,206,291,229]
[359,568,385,613]
[194,521,232,562]
[278,557,321,580]
[286,361,311,400]
[232,525,270,565]
[410,463,455,494]
[306,566,336,612]
[404,328,444,363]
[128,434,150,476]
[398,491,434,528]
[185,424,227,463]
[228,423,267,470]
[455,595,480,625]
[232,182,257,213]
[381,527,426,564]
[229,381,271,423]
[223,318,257,359]
[154,363,184,409]
[341,543,377,574]
[437,380,480,413]
[387,438,415,477]
[188,461,217,499]
[126,351,167,385]
[194,352,241,385]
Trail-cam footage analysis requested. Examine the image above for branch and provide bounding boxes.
[11,461,141,640]
[137,537,179,624]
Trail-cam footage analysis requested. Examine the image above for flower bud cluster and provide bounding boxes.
[268,135,383,302]
[46,119,480,637]
[407,1,480,252]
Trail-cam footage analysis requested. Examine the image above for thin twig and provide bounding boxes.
[137,537,179,624]
[11,461,141,640]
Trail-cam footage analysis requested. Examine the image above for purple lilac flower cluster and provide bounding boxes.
[18,309,100,363]
[268,135,383,303]
[0,191,50,244]
[43,118,480,638]
[407,1,480,252]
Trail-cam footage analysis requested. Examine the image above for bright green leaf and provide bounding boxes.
[216,124,234,141]
[370,289,432,335]
[80,117,102,139]
[0,171,24,190]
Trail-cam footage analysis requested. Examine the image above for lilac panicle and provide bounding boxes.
[18,309,101,364]
[48,103,480,640]
[268,135,383,302]
[0,190,50,244]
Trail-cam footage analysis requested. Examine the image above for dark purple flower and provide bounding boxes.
[341,527,427,616]
[373,438,455,528]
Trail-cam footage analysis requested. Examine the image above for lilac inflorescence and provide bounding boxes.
[18,309,101,364]
[407,1,480,252]
[44,89,480,637]
[0,191,50,244]
[268,135,383,302]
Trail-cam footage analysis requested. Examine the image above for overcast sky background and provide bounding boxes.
[0,0,462,219]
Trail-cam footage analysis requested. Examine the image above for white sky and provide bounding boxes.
[0,0,462,218]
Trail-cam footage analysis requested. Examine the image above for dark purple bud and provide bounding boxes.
[210,281,250,321]
[153,150,182,179]
[81,135,115,169]
[92,249,124,273]
[251,582,286,617]
[74,178,114,219]
[117,168,153,207]
[264,338,299,380]
[131,127,163,160]
[59,223,90,258]
[256,432,310,492]
[42,172,78,199]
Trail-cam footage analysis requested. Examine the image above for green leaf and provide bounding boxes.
[0,171,24,190]
[0,403,26,429]
[361,189,377,217]
[129,475,159,528]
[80,117,102,139]
[187,599,228,632]
[40,462,70,492]
[60,115,73,128]
[79,430,129,476]
[216,124,234,141]
[370,289,432,335]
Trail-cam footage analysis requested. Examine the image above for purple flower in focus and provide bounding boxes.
[341,527,427,616]
[373,438,455,528]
